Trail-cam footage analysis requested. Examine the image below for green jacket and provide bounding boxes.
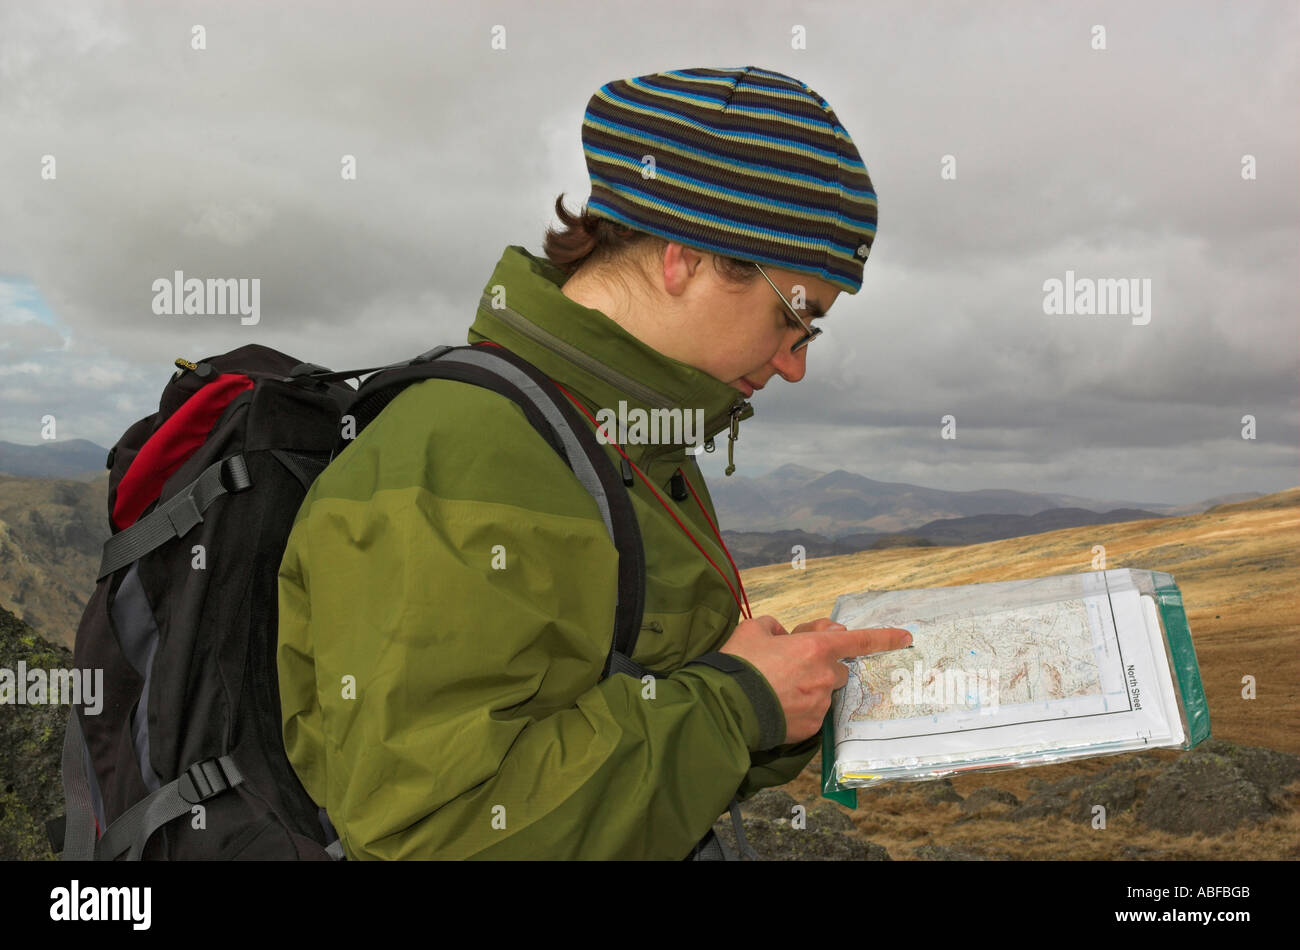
[277,245,819,860]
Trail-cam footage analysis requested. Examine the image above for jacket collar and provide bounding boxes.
[467,245,754,470]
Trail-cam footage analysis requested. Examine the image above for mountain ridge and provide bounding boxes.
[0,439,110,481]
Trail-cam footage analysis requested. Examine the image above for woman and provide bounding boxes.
[277,65,910,860]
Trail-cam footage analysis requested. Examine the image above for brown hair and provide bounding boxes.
[541,193,757,292]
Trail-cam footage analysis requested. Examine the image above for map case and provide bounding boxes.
[820,569,1210,806]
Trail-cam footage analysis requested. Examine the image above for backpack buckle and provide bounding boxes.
[287,362,331,379]
[220,454,252,493]
[178,757,238,804]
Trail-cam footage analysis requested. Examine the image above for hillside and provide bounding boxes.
[0,481,1294,860]
[0,473,109,647]
[0,604,74,859]
[739,485,1300,859]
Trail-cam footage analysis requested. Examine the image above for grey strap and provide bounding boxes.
[691,830,730,861]
[94,756,244,861]
[58,710,97,860]
[434,349,616,545]
[98,455,251,580]
[687,797,757,861]
[730,796,759,860]
[325,839,346,860]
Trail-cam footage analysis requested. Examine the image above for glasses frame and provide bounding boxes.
[752,262,823,352]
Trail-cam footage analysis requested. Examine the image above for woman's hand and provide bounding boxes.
[720,614,912,745]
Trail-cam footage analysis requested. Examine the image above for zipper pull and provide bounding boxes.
[669,469,688,501]
[174,357,215,381]
[725,403,742,476]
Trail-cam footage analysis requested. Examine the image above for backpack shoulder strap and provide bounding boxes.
[342,343,649,681]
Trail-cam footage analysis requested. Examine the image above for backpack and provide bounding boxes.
[49,340,673,861]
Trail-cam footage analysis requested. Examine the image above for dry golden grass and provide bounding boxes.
[741,486,1300,859]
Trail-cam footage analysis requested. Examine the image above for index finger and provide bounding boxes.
[822,627,913,659]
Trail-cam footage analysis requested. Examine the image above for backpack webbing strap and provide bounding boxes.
[58,709,98,861]
[97,455,251,580]
[92,756,244,861]
[61,702,343,862]
[686,798,758,861]
[606,650,659,680]
[690,830,729,860]
[440,345,648,679]
[444,348,618,546]
[729,797,760,860]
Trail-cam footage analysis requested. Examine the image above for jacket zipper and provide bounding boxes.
[639,400,748,474]
[485,294,751,473]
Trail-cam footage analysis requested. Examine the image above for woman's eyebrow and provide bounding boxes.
[778,294,827,318]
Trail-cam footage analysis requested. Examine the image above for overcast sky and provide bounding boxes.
[1,0,1295,506]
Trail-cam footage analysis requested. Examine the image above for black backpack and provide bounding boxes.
[50,341,660,860]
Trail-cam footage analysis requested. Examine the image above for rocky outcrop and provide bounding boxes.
[0,604,73,860]
[710,789,891,860]
[1136,739,1300,835]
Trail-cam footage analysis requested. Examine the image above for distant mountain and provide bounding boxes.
[0,473,108,647]
[723,505,1163,569]
[0,439,109,480]
[712,463,1259,537]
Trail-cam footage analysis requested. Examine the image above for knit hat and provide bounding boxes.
[580,66,877,295]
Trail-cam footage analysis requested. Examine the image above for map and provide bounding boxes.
[823,570,1200,788]
[837,598,1104,725]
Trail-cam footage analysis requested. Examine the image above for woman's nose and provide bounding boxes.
[769,341,809,384]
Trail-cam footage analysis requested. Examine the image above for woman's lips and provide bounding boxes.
[734,377,755,396]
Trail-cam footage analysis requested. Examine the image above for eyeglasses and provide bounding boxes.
[752,263,823,352]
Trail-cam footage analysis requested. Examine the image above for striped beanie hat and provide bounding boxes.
[580,66,878,295]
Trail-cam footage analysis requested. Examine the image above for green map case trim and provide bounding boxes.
[1151,571,1211,749]
[821,712,857,808]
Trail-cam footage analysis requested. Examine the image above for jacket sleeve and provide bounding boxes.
[277,380,786,860]
[737,735,820,801]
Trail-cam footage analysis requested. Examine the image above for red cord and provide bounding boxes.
[680,470,753,620]
[472,340,752,621]
[550,380,753,623]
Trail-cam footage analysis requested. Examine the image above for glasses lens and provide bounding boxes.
[792,324,823,352]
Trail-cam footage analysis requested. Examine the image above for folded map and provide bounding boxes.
[820,568,1210,805]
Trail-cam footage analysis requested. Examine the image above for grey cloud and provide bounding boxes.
[0,0,1294,505]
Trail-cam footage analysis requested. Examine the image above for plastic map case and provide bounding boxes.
[819,569,1210,808]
